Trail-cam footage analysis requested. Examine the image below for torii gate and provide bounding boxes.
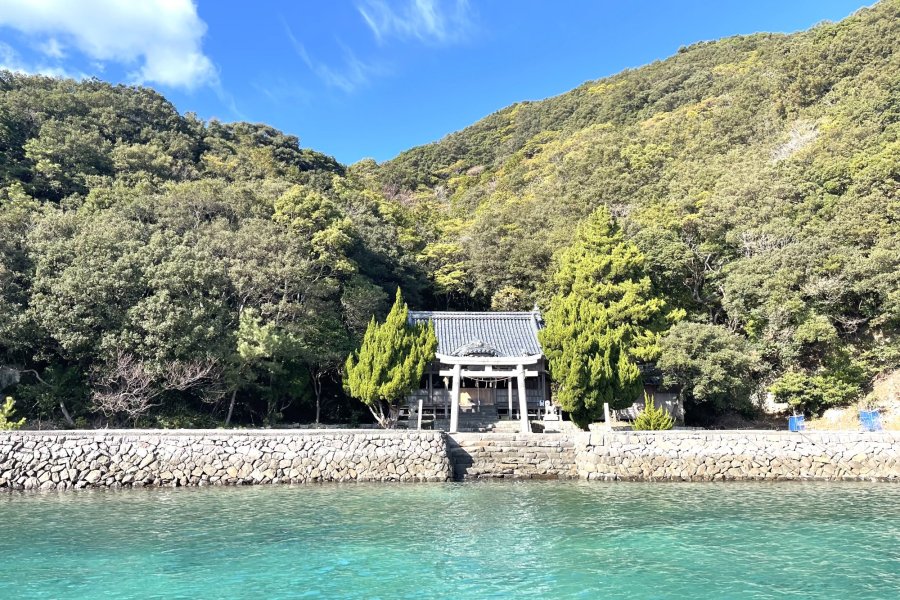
[436,352,542,434]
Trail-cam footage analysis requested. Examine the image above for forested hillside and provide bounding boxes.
[0,75,432,426]
[376,0,900,420]
[0,1,897,426]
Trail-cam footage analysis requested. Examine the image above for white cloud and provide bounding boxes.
[357,0,473,44]
[0,0,216,89]
[0,42,19,70]
[283,21,383,93]
[37,38,65,59]
[0,40,79,78]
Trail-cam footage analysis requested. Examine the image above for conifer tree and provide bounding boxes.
[343,289,437,428]
[539,207,674,428]
[632,392,674,431]
[0,397,25,430]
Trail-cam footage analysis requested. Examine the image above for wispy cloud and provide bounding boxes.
[252,78,312,106]
[0,40,83,79]
[36,37,65,59]
[282,20,384,93]
[357,0,473,45]
[212,84,247,121]
[0,0,216,89]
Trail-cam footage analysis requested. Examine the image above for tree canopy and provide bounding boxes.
[375,0,900,416]
[1,1,898,425]
[0,74,426,426]
[539,208,673,426]
[343,289,437,428]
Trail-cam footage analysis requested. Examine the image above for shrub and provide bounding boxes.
[0,397,25,430]
[139,405,220,429]
[632,393,674,430]
[769,370,861,414]
[657,321,763,415]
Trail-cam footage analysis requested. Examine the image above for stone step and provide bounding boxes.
[413,404,501,431]
[430,417,538,433]
[452,441,536,448]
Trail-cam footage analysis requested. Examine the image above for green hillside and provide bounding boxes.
[375,0,899,418]
[0,1,897,426]
[0,74,428,426]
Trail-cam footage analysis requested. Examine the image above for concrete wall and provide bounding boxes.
[0,430,450,490]
[576,430,900,481]
[2,429,899,490]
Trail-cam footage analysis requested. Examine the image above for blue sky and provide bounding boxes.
[0,0,873,164]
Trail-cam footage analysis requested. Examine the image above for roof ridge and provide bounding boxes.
[406,310,544,357]
[408,311,536,317]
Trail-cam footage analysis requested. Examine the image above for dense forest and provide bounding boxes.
[0,77,431,427]
[1,1,897,427]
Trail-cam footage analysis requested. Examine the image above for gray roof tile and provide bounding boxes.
[407,311,544,357]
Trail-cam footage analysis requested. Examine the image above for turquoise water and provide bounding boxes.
[1,482,898,599]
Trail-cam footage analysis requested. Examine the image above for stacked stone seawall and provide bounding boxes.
[3,429,898,490]
[576,430,900,481]
[448,433,578,480]
[0,430,450,490]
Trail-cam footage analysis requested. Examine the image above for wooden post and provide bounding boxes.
[449,364,461,433]
[517,364,529,434]
[507,379,513,420]
[603,402,611,430]
[417,399,423,430]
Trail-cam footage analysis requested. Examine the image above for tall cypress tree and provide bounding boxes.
[343,289,437,428]
[539,207,674,427]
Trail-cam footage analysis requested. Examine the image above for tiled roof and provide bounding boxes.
[407,311,544,358]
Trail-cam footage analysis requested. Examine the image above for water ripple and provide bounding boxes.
[1,481,898,599]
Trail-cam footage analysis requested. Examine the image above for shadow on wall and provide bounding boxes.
[445,435,473,480]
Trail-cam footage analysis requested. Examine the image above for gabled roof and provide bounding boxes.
[407,311,544,358]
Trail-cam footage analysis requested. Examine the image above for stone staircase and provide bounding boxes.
[491,419,528,433]
[459,404,500,431]
[433,404,503,432]
[447,433,578,480]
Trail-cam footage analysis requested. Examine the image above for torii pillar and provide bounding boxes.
[516,364,529,434]
[449,364,461,433]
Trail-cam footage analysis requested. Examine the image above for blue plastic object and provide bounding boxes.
[788,415,805,432]
[859,410,882,432]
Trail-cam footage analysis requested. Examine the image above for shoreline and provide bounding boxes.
[2,429,898,491]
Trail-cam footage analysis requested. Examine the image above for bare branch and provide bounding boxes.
[164,358,222,392]
[90,351,161,422]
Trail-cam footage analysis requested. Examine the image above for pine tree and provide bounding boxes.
[343,289,437,428]
[539,207,674,428]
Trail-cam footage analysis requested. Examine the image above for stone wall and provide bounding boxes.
[0,430,450,490]
[3,429,899,490]
[449,433,578,480]
[576,430,900,481]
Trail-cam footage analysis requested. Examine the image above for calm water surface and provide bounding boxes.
[1,481,898,599]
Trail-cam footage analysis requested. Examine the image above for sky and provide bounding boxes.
[0,0,875,165]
